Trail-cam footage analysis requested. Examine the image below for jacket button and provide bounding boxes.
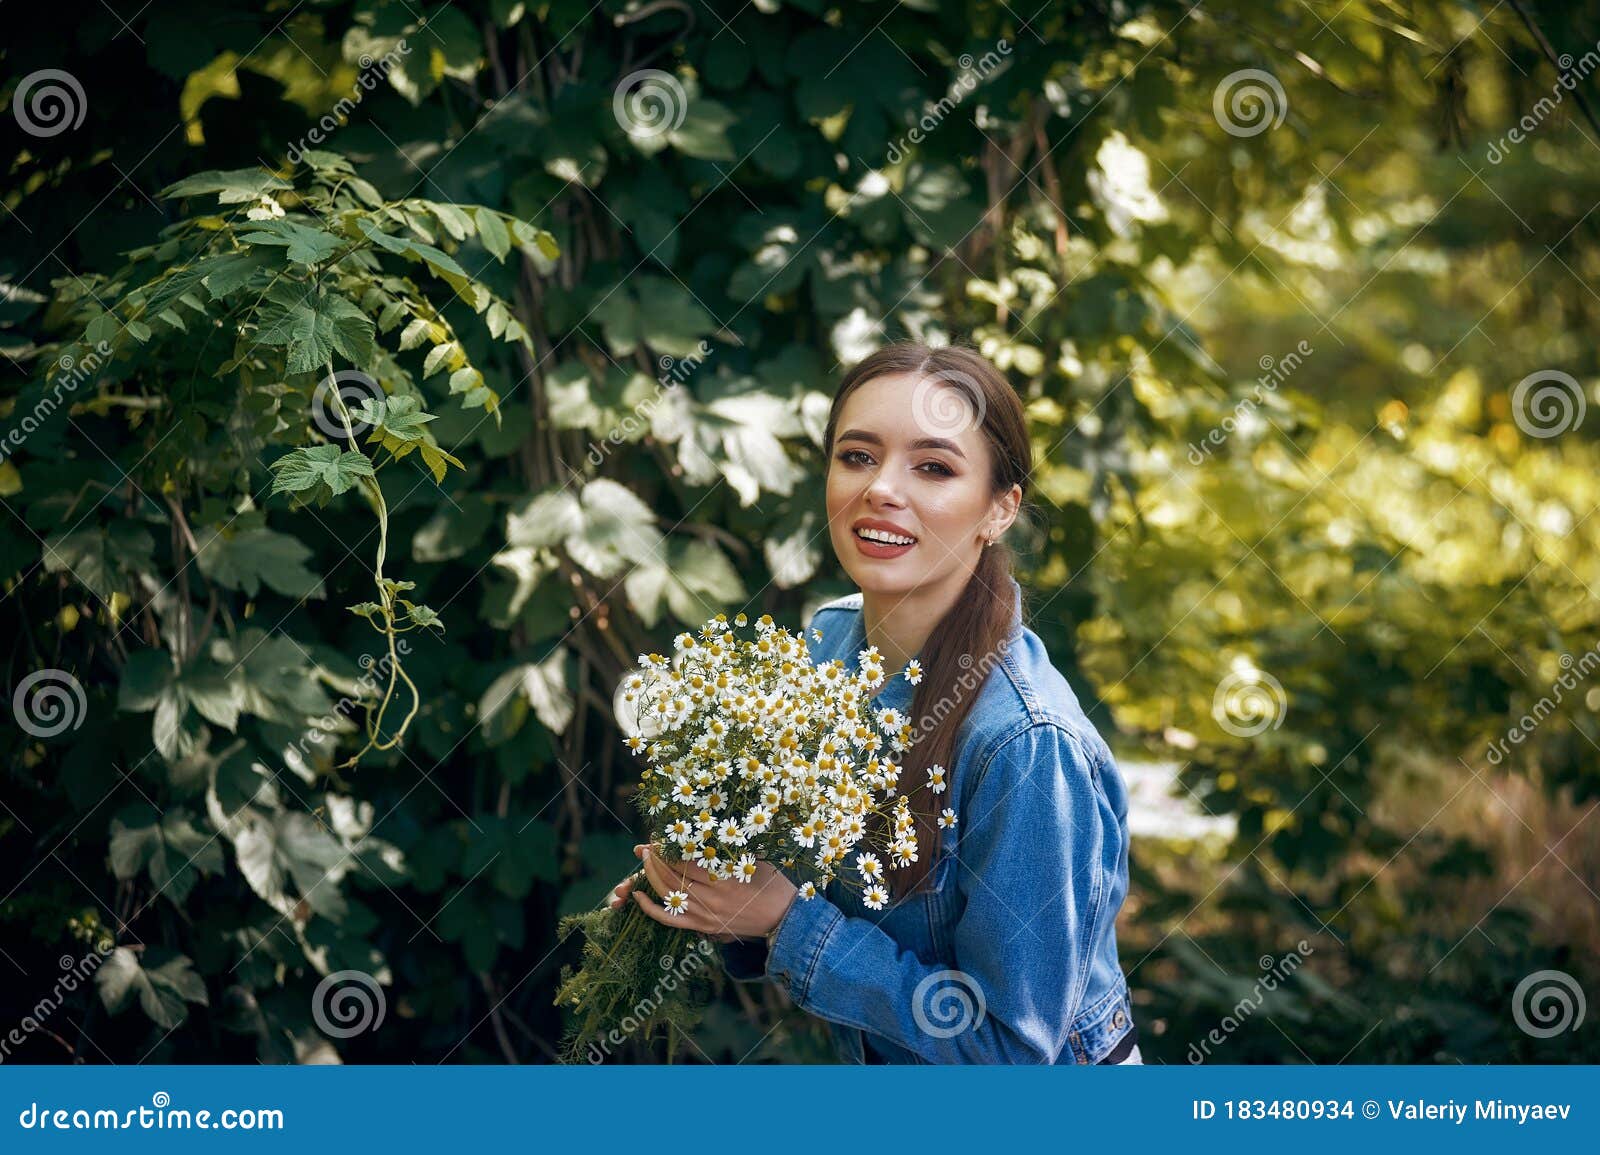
[1112,1009,1127,1029]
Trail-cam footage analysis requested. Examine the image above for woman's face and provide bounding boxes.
[824,371,1018,600]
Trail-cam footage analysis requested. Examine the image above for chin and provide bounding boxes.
[840,560,923,598]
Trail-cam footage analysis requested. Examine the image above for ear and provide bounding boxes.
[988,484,1022,540]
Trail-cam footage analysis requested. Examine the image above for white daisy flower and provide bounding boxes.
[927,764,947,794]
[662,890,690,915]
[736,853,759,882]
[798,880,818,899]
[855,852,883,880]
[938,807,959,828]
[904,659,923,685]
[863,884,888,910]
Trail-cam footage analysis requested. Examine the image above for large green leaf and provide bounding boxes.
[194,525,322,598]
[624,537,745,627]
[253,283,376,374]
[109,804,225,906]
[269,444,376,497]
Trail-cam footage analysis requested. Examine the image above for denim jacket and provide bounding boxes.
[719,578,1135,1063]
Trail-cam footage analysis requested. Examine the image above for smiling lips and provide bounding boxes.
[857,518,921,543]
[851,519,917,558]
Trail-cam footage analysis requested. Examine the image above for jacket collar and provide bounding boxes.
[824,576,1023,714]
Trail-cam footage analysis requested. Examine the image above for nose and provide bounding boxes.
[864,469,904,509]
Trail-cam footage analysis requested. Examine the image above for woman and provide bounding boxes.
[608,342,1139,1064]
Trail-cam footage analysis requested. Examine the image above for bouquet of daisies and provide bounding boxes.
[553,611,949,1061]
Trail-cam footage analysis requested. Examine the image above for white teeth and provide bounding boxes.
[856,527,915,546]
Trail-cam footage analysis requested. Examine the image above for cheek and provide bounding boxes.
[916,485,988,540]
[824,468,858,524]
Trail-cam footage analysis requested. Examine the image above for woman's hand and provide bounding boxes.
[606,844,798,943]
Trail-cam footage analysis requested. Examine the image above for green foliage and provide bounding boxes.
[3,0,1597,1065]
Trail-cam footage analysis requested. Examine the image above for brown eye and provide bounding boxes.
[918,460,955,477]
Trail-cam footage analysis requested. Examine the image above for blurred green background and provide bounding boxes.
[2,0,1596,1063]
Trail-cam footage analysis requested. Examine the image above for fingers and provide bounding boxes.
[639,844,710,898]
[630,888,712,934]
[605,873,642,911]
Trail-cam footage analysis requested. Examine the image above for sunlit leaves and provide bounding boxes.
[96,948,209,1031]
[160,167,292,204]
[268,444,376,497]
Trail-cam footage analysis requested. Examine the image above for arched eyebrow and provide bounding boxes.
[835,429,967,459]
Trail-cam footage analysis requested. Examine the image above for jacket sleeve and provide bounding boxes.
[762,722,1111,1063]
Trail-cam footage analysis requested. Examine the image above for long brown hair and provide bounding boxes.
[823,342,1032,895]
